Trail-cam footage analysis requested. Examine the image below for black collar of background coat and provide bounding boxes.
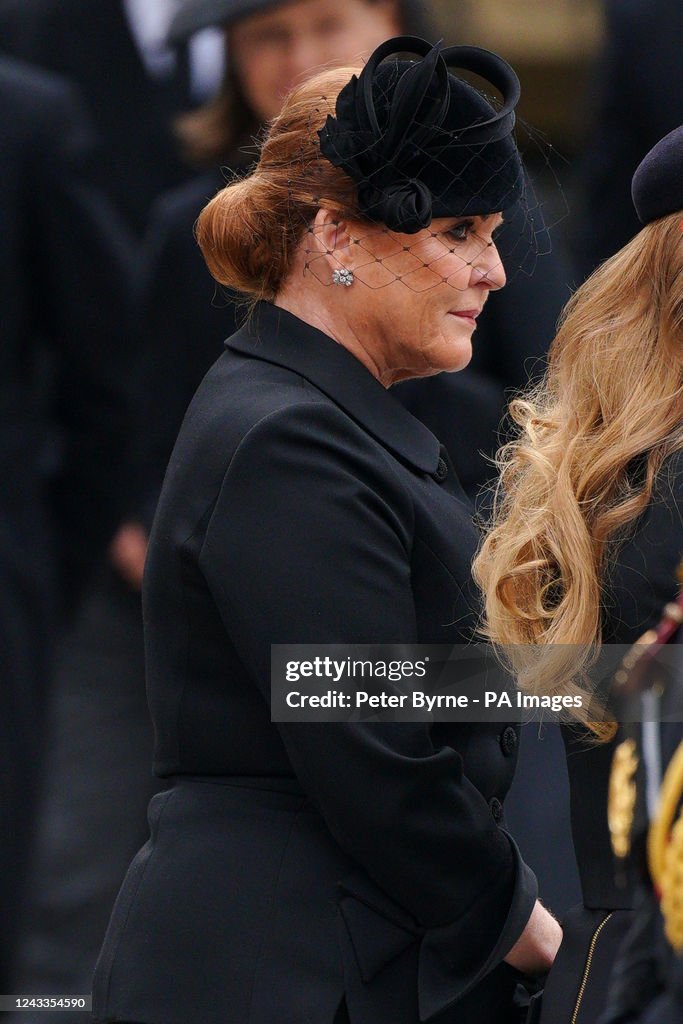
[225,301,442,475]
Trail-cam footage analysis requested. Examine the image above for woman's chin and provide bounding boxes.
[437,326,473,372]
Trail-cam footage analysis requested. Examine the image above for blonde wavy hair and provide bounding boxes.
[474,212,683,738]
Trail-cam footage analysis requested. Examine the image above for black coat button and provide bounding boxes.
[500,726,518,756]
[434,457,448,482]
[489,797,503,823]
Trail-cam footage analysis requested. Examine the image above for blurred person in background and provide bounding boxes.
[0,55,132,991]
[0,0,225,238]
[574,0,683,281]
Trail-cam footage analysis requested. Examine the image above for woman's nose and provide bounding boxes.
[471,241,506,290]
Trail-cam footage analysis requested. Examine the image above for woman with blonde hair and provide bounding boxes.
[474,126,683,1022]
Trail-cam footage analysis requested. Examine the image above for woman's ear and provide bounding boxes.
[313,208,355,274]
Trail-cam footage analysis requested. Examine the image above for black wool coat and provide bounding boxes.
[93,302,536,1024]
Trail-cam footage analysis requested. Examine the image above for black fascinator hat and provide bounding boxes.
[632,125,683,226]
[318,36,524,234]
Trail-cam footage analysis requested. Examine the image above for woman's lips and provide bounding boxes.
[449,309,480,326]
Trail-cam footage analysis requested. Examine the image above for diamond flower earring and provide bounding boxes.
[332,268,354,287]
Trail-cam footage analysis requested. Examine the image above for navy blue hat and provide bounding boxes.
[318,37,523,234]
[632,125,683,225]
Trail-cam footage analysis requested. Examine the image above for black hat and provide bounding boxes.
[168,0,431,44]
[632,125,683,225]
[169,0,280,42]
[317,36,523,234]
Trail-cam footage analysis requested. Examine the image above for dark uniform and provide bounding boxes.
[595,572,683,1024]
[92,302,537,1024]
[538,451,683,1024]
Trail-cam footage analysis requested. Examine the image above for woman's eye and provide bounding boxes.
[448,221,473,242]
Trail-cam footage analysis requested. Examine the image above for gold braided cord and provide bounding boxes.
[648,741,683,952]
[608,739,639,860]
[661,816,683,951]
[649,741,683,885]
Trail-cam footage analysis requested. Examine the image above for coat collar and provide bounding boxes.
[225,301,441,475]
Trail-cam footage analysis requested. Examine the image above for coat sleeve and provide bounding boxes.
[198,398,536,1016]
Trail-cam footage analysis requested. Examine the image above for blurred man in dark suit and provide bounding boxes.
[0,54,132,989]
[0,0,224,237]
